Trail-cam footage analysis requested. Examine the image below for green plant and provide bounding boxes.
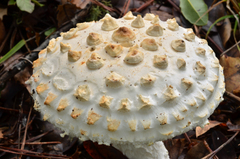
[87,0,112,21]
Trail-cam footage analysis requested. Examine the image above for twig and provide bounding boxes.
[135,0,154,13]
[202,131,239,159]
[193,25,200,36]
[20,114,36,133]
[18,57,33,65]
[220,40,240,56]
[0,106,29,114]
[184,133,192,144]
[166,0,181,12]
[0,145,69,157]
[224,91,240,104]
[18,119,22,150]
[18,93,24,153]
[0,147,68,158]
[26,130,54,142]
[20,107,32,158]
[122,0,131,16]
[203,140,219,159]
[0,141,61,146]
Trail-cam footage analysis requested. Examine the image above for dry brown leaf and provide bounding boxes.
[164,139,188,159]
[165,139,181,159]
[184,141,209,159]
[196,120,221,138]
[219,18,231,47]
[14,66,32,88]
[220,55,240,93]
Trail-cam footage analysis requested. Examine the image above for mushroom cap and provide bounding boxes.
[27,13,225,146]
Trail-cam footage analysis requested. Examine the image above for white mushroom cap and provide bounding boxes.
[27,12,225,148]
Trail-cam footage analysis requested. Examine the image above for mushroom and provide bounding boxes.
[26,12,225,159]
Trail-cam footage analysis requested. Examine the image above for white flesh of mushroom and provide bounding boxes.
[27,12,225,159]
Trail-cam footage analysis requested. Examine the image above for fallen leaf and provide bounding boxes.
[164,139,189,159]
[196,120,222,137]
[220,55,240,94]
[184,141,209,159]
[164,139,182,159]
[219,17,231,47]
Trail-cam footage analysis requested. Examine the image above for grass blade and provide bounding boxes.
[0,39,26,64]
[206,14,235,38]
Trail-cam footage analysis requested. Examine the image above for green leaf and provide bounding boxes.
[0,40,26,64]
[44,27,56,37]
[16,0,35,13]
[87,6,102,21]
[180,0,208,26]
[8,0,16,5]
